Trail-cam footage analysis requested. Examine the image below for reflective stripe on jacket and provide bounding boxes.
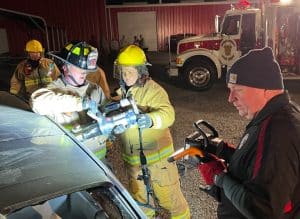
[122,143,174,165]
[118,79,175,165]
[10,58,60,100]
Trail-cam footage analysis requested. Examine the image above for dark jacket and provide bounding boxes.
[216,92,300,219]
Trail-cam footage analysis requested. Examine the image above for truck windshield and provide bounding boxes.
[222,15,241,35]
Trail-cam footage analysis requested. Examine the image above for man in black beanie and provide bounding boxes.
[197,47,300,218]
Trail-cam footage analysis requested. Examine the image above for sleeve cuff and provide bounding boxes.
[214,172,226,188]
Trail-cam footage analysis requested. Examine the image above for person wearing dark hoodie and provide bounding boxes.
[198,47,300,219]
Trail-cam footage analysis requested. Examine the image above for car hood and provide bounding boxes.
[0,105,111,214]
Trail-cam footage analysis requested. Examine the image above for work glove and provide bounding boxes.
[197,154,226,185]
[82,97,98,113]
[137,114,152,129]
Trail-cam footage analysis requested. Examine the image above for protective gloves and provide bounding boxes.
[197,154,226,185]
[82,97,98,113]
[137,114,152,129]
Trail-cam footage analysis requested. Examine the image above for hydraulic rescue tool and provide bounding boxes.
[167,120,225,176]
[71,97,139,140]
[136,127,160,210]
[72,97,159,209]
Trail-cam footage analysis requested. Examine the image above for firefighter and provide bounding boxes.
[30,41,108,161]
[198,47,300,218]
[113,45,190,218]
[10,39,60,101]
[87,66,111,100]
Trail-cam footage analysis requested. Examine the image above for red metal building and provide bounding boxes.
[106,2,231,51]
[0,0,233,55]
[0,0,106,56]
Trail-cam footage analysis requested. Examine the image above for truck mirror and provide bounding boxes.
[215,15,221,33]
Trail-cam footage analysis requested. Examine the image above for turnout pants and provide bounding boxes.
[126,159,190,219]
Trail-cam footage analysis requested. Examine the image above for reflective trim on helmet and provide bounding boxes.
[48,41,98,72]
[65,43,73,51]
[87,51,98,70]
[65,44,90,56]
[48,52,96,73]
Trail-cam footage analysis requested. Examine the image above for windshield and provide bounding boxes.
[221,15,241,35]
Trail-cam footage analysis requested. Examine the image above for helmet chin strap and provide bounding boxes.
[64,65,85,87]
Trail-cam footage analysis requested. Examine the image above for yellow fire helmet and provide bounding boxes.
[25,39,43,53]
[117,45,150,66]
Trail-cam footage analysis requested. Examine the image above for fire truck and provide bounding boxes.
[167,0,300,91]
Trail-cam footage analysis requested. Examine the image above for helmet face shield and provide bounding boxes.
[113,60,121,80]
[113,63,140,80]
[113,62,149,81]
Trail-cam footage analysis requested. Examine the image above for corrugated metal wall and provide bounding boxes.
[0,1,237,55]
[106,2,232,51]
[0,0,106,56]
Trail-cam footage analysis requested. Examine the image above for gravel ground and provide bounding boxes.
[106,57,300,218]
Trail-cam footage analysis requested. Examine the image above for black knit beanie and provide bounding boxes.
[226,47,284,90]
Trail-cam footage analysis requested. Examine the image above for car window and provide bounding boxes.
[6,186,136,219]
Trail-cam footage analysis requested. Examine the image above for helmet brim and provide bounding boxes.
[48,51,97,73]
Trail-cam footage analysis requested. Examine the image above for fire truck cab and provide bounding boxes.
[167,1,300,91]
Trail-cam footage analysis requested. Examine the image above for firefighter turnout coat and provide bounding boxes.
[86,67,111,100]
[118,79,190,219]
[10,58,60,101]
[30,77,107,160]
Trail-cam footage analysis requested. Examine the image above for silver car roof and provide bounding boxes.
[0,105,111,214]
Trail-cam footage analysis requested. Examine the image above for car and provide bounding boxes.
[0,91,146,219]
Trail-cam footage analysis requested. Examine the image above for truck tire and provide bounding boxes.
[182,59,217,91]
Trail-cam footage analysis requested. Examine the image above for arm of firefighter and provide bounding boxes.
[86,67,111,100]
[10,62,25,95]
[10,73,21,95]
[143,81,175,129]
[30,87,84,115]
[40,58,61,80]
